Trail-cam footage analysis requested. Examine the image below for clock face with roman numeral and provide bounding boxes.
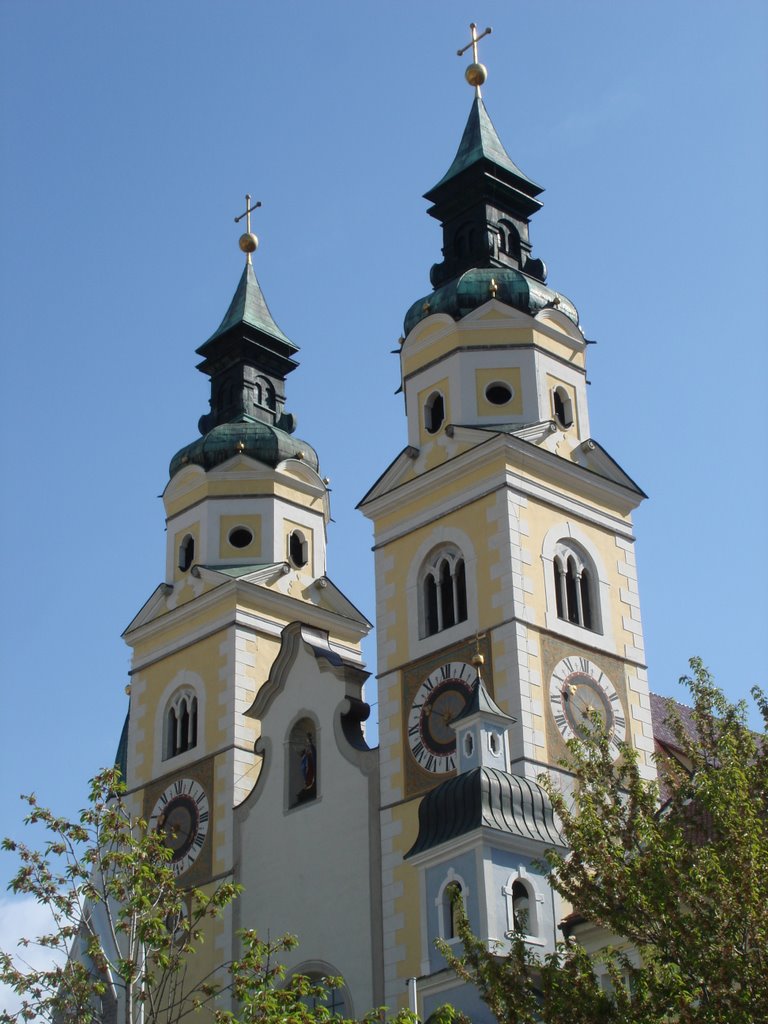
[549,656,626,755]
[149,778,210,877]
[407,661,476,774]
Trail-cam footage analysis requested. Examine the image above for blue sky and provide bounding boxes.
[1,0,766,911]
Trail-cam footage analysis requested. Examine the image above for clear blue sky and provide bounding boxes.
[1,1,766,887]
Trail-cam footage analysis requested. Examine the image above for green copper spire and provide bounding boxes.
[169,207,318,480]
[403,94,579,334]
[429,95,541,194]
[204,262,295,349]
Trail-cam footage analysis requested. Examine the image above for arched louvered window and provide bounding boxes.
[420,546,468,638]
[165,688,198,760]
[552,542,599,632]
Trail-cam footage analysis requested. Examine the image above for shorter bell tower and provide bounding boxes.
[120,201,380,1019]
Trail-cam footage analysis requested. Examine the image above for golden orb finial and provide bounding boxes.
[457,23,492,97]
[465,62,487,88]
[239,232,258,254]
[234,194,262,264]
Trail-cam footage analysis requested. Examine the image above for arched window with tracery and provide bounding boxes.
[164,688,198,760]
[420,546,467,637]
[552,541,598,632]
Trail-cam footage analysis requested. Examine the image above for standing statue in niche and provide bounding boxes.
[297,732,317,804]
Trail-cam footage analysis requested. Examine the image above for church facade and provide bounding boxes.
[118,51,657,1022]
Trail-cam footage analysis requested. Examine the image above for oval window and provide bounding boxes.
[229,526,253,549]
[485,381,513,406]
[464,733,474,757]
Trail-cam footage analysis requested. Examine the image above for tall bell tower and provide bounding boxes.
[121,203,380,1017]
[359,28,656,1017]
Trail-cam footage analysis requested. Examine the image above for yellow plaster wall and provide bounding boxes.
[376,490,505,672]
[164,466,324,521]
[402,317,585,381]
[391,801,422,991]
[131,631,227,788]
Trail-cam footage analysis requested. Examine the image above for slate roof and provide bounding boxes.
[650,691,698,754]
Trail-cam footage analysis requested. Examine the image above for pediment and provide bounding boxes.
[358,447,418,508]
[569,438,646,496]
[122,583,173,636]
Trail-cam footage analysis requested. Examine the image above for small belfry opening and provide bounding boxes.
[424,391,445,434]
[421,546,468,637]
[511,879,533,935]
[165,690,198,759]
[228,526,253,549]
[552,385,573,429]
[288,529,308,568]
[178,534,195,572]
[553,543,598,632]
[443,882,463,941]
[485,380,513,406]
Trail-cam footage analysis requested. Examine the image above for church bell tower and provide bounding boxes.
[359,26,656,1017]
[120,200,381,1017]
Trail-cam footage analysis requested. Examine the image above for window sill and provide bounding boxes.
[504,931,545,947]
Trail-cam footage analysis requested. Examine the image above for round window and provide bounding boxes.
[488,732,501,756]
[229,527,254,549]
[463,733,475,757]
[485,381,513,406]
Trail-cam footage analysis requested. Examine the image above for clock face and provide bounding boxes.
[549,656,626,754]
[149,778,210,877]
[407,661,476,774]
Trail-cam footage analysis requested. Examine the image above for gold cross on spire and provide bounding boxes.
[457,22,492,98]
[234,194,262,264]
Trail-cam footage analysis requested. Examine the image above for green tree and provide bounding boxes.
[0,768,240,1024]
[213,930,417,1024]
[0,771,420,1024]
[439,660,768,1023]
